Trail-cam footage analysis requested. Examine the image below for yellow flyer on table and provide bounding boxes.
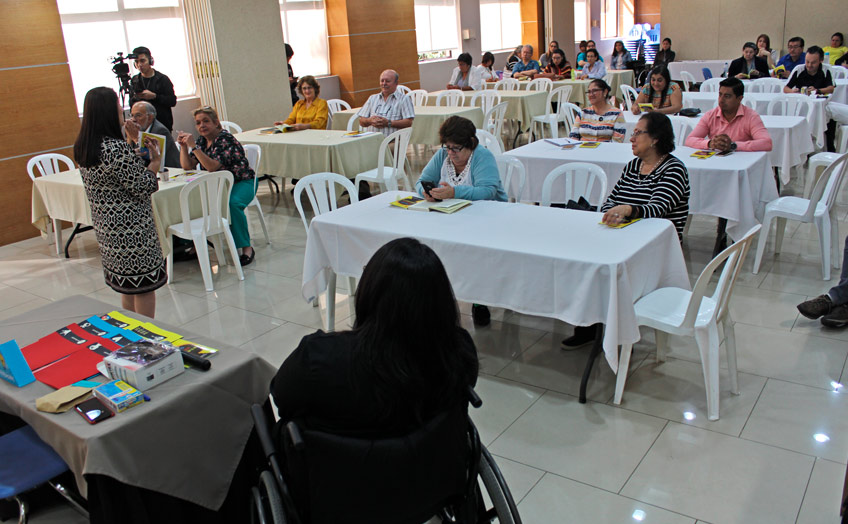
[579,142,601,149]
[690,150,717,159]
[600,218,641,229]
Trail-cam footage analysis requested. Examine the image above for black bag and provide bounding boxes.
[679,107,701,117]
[565,196,597,212]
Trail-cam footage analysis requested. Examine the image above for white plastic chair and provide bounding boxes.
[803,152,842,198]
[741,98,757,110]
[396,85,412,95]
[751,77,784,94]
[679,71,696,92]
[559,102,582,136]
[525,78,552,92]
[620,84,639,111]
[672,118,697,146]
[470,90,502,117]
[220,121,243,134]
[832,66,848,80]
[354,128,413,193]
[346,115,360,132]
[166,171,245,292]
[294,173,359,325]
[243,144,270,245]
[766,95,811,117]
[436,90,463,107]
[494,78,520,91]
[326,99,352,129]
[483,101,509,142]
[476,129,504,155]
[531,86,575,140]
[700,77,723,93]
[494,155,526,202]
[540,162,608,208]
[615,224,762,421]
[408,89,428,106]
[752,152,848,280]
[27,153,77,255]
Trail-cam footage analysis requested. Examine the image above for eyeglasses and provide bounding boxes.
[587,88,605,95]
[631,129,647,138]
[442,145,465,153]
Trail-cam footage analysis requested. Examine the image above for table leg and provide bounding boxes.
[713,218,728,258]
[325,272,337,332]
[578,324,605,404]
[64,224,93,259]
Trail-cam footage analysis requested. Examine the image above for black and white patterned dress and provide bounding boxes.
[81,137,167,294]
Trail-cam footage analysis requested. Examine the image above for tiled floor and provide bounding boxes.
[11,149,848,523]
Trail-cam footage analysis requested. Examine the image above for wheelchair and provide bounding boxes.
[249,388,522,524]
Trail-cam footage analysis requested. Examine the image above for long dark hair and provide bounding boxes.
[352,238,478,423]
[74,87,124,168]
[647,65,672,110]
[612,40,627,57]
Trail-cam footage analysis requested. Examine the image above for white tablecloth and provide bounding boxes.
[301,192,690,373]
[682,92,828,147]
[504,141,777,241]
[621,113,814,183]
[668,60,732,82]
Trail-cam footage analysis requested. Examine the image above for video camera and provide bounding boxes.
[110,52,138,108]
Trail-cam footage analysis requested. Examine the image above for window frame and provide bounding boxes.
[479,0,522,53]
[414,0,461,62]
[279,0,330,76]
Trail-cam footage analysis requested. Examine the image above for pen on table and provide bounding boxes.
[143,394,151,402]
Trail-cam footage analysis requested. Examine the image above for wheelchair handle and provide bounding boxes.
[251,404,277,459]
[286,421,306,450]
[467,386,482,408]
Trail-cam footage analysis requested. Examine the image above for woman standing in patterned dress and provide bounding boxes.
[73,87,167,317]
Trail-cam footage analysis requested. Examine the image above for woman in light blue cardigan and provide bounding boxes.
[415,116,507,203]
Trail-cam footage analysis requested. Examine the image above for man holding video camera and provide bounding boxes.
[129,46,177,131]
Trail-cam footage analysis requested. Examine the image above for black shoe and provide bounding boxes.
[472,304,491,327]
[821,304,848,328]
[239,249,255,267]
[561,325,596,350]
[797,294,833,319]
[358,181,372,200]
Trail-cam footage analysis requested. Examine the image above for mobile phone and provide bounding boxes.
[716,150,733,156]
[420,181,442,201]
[75,397,114,425]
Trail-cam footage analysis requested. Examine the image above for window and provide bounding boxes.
[480,0,521,52]
[601,0,617,38]
[574,0,588,42]
[58,0,195,113]
[414,0,459,61]
[280,0,329,77]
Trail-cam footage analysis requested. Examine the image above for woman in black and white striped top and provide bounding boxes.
[601,112,690,240]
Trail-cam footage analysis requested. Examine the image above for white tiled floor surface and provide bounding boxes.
[12,149,848,523]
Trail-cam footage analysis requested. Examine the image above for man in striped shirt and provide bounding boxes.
[356,70,415,137]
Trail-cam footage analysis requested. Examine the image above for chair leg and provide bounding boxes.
[613,344,633,405]
[682,214,693,236]
[166,235,174,284]
[655,329,669,363]
[254,203,271,245]
[752,216,772,274]
[774,217,787,254]
[694,322,722,421]
[548,121,558,139]
[193,234,214,292]
[722,316,740,395]
[817,214,832,280]
[222,229,245,281]
[326,272,337,332]
[831,211,840,270]
[211,235,226,267]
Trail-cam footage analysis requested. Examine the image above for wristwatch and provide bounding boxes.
[730,142,738,151]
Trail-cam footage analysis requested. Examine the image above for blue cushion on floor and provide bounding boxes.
[0,425,69,499]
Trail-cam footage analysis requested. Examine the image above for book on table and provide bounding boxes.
[690,149,718,159]
[391,195,472,214]
[259,124,293,134]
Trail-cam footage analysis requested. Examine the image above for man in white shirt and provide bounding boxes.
[124,101,180,168]
[356,70,415,137]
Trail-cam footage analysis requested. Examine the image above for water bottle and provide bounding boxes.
[824,51,830,65]
[722,62,729,77]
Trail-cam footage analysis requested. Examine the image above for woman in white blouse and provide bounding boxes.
[478,52,496,83]
[447,53,482,91]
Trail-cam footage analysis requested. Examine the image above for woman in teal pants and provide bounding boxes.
[178,106,257,265]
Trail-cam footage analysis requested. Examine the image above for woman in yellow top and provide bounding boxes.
[275,75,328,130]
[823,32,847,65]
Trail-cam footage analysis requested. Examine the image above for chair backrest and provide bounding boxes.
[700,77,723,93]
[741,97,757,109]
[766,95,808,117]
[243,144,262,194]
[751,77,784,94]
[620,84,640,111]
[293,173,358,233]
[672,118,696,146]
[832,66,848,80]
[547,85,574,117]
[679,71,696,92]
[494,78,520,91]
[525,78,552,92]
[26,153,74,181]
[326,99,352,114]
[178,171,233,237]
[805,152,848,221]
[484,101,509,139]
[408,89,429,106]
[436,90,463,107]
[470,90,502,116]
[540,162,608,207]
[701,67,713,80]
[374,128,413,190]
[561,102,582,134]
[346,115,360,132]
[396,85,412,95]
[220,120,243,134]
[494,154,526,202]
[476,129,504,155]
[686,224,761,327]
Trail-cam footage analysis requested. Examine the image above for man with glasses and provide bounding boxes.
[129,46,177,131]
[356,69,415,137]
[774,37,806,79]
[124,101,180,168]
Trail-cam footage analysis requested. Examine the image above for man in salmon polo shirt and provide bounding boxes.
[684,77,773,252]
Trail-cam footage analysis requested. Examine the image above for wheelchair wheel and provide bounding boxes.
[251,470,288,524]
[477,446,522,524]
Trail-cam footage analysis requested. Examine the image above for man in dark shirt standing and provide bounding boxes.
[129,46,177,131]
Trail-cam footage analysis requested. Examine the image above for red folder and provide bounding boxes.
[21,327,91,370]
[33,349,105,389]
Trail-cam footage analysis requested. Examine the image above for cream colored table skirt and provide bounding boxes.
[425,90,547,128]
[331,105,484,145]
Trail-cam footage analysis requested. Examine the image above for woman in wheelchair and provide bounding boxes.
[271,237,478,436]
